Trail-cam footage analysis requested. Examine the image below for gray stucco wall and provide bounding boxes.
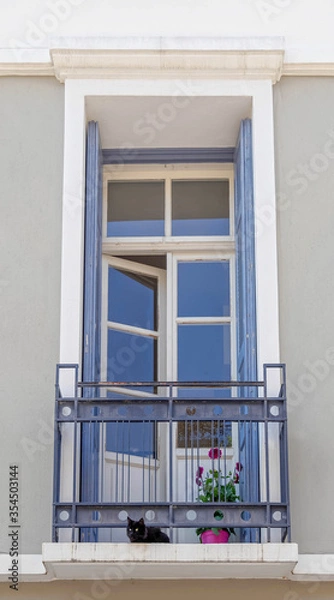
[274,77,334,553]
[0,77,64,553]
[1,73,333,557]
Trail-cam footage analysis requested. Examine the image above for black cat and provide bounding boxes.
[126,517,170,543]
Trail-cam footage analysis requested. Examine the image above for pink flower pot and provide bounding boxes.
[200,529,230,544]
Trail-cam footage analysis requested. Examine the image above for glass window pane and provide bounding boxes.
[172,180,229,236]
[108,266,157,331]
[107,329,156,384]
[178,324,231,397]
[106,329,156,458]
[107,181,164,236]
[178,262,230,317]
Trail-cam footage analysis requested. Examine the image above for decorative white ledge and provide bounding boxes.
[0,62,54,77]
[0,554,47,582]
[2,37,334,80]
[292,554,334,581]
[42,543,298,581]
[283,62,334,77]
[49,37,285,83]
[2,546,334,582]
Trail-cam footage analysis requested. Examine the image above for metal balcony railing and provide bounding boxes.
[53,364,290,543]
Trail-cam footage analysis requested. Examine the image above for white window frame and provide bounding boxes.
[101,164,235,381]
[59,78,280,395]
[101,254,166,387]
[102,164,234,255]
[171,250,236,383]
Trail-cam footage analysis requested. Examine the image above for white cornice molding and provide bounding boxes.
[3,61,334,79]
[0,62,54,77]
[1,37,334,80]
[49,37,285,83]
[283,62,334,77]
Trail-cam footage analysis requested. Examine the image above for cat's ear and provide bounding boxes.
[127,517,133,525]
[139,518,145,525]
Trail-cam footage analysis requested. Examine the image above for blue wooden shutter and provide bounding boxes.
[234,119,259,542]
[81,121,103,541]
[83,120,102,380]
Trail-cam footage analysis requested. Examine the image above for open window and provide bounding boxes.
[79,119,258,541]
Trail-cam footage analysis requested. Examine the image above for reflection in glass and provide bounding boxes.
[106,422,155,458]
[107,329,156,385]
[106,330,156,457]
[108,266,157,330]
[107,181,164,236]
[178,262,230,317]
[178,324,231,397]
[178,421,232,449]
[177,323,231,446]
[172,180,229,236]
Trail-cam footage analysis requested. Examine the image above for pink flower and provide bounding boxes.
[196,466,204,486]
[208,448,222,460]
[233,462,243,483]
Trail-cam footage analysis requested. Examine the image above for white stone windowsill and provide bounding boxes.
[43,543,297,581]
[2,545,334,582]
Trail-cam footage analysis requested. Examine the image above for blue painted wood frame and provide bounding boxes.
[102,147,235,165]
[234,119,259,542]
[81,121,103,542]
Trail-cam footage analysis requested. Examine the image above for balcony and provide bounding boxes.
[53,364,290,545]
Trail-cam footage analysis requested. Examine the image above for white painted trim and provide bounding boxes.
[101,255,165,380]
[102,165,234,257]
[4,61,334,79]
[292,554,334,581]
[101,257,109,381]
[175,316,231,324]
[103,387,157,399]
[102,239,235,256]
[165,177,172,237]
[60,77,280,386]
[59,81,86,367]
[166,252,173,382]
[171,251,235,385]
[51,52,284,84]
[4,547,334,582]
[2,37,334,80]
[42,542,298,580]
[0,62,54,77]
[48,37,285,83]
[252,81,280,374]
[105,254,165,277]
[283,63,334,77]
[107,321,158,339]
[0,554,49,582]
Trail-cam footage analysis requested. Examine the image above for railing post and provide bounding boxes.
[168,383,173,543]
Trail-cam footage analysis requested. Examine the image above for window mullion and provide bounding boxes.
[165,176,172,237]
[175,316,231,325]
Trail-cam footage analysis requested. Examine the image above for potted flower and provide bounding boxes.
[195,448,242,543]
